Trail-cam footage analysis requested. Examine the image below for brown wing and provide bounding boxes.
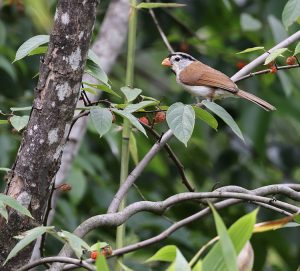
[179,61,238,94]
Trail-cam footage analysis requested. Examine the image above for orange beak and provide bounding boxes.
[161,58,172,67]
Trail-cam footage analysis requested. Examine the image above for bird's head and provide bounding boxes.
[161,52,196,74]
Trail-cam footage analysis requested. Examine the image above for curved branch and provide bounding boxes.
[54,184,300,263]
[19,256,95,271]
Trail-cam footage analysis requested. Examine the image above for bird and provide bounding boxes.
[161,52,276,111]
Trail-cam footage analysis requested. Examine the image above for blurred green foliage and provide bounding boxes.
[1,0,300,270]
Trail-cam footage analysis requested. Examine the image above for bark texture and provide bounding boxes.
[0,1,98,270]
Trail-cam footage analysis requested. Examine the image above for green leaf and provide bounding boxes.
[202,101,244,141]
[193,106,218,130]
[10,106,32,112]
[124,101,158,113]
[87,50,109,84]
[81,87,97,95]
[112,109,147,136]
[146,245,177,262]
[209,203,238,271]
[268,15,288,44]
[66,168,86,205]
[28,46,48,56]
[4,226,54,265]
[136,2,186,9]
[167,249,191,271]
[236,46,265,54]
[240,13,262,31]
[0,56,17,81]
[90,108,113,137]
[282,0,300,29]
[90,242,109,251]
[85,60,109,85]
[82,82,120,98]
[192,261,203,271]
[202,209,257,271]
[166,102,195,146]
[0,120,9,125]
[129,132,139,165]
[96,253,110,271]
[58,230,91,259]
[264,48,288,65]
[0,201,8,221]
[14,35,50,62]
[9,115,29,132]
[0,193,33,219]
[120,86,142,102]
[0,167,11,172]
[117,261,134,271]
[294,42,300,55]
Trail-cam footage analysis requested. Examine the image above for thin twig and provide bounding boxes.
[142,123,194,192]
[147,3,174,53]
[236,63,300,83]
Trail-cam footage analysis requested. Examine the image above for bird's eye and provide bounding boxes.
[174,57,180,62]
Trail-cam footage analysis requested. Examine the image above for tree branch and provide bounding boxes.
[19,256,95,271]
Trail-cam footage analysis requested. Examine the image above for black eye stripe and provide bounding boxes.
[168,53,195,61]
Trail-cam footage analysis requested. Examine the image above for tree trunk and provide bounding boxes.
[0,1,98,270]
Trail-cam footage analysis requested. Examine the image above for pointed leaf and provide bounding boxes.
[167,248,191,271]
[192,261,203,271]
[136,2,186,9]
[4,226,54,265]
[90,108,113,137]
[202,209,257,271]
[166,102,195,146]
[236,47,265,54]
[85,60,109,85]
[209,203,237,271]
[112,109,147,136]
[193,106,218,130]
[202,101,244,141]
[58,230,91,259]
[118,261,134,271]
[0,193,33,219]
[96,253,110,271]
[124,101,158,113]
[282,0,300,29]
[14,35,50,62]
[120,86,142,102]
[264,48,288,65]
[254,216,294,233]
[10,106,32,112]
[28,46,48,56]
[9,115,29,132]
[87,50,108,84]
[294,41,300,55]
[146,245,177,263]
[82,82,120,98]
[240,13,262,31]
[0,168,11,172]
[91,242,109,251]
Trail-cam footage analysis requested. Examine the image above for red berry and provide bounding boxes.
[236,61,247,70]
[139,117,149,125]
[270,66,277,73]
[101,246,113,257]
[286,56,296,65]
[57,183,72,192]
[154,111,166,124]
[90,251,99,260]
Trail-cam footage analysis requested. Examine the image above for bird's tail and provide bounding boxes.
[236,89,276,111]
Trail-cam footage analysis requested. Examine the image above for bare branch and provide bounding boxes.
[19,256,95,271]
